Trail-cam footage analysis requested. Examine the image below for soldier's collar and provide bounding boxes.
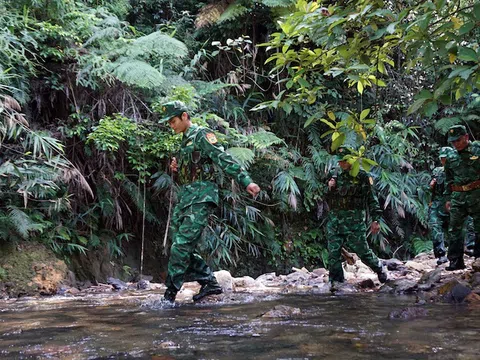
[183,123,199,138]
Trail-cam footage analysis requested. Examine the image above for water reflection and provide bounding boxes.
[1,293,479,359]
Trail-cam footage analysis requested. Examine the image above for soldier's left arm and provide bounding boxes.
[197,129,253,188]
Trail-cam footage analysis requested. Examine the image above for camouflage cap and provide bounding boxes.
[447,125,467,142]
[158,100,189,123]
[439,146,453,158]
[335,146,350,161]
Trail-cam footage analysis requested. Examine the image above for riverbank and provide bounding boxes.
[2,249,479,308]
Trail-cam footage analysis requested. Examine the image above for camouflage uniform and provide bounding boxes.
[160,102,253,299]
[429,164,449,259]
[444,125,480,267]
[325,163,384,283]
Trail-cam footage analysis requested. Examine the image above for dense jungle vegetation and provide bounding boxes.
[0,0,479,281]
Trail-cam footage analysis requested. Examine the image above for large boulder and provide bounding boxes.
[214,270,234,292]
[0,242,69,297]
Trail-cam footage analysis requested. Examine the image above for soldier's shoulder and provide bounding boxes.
[470,141,480,153]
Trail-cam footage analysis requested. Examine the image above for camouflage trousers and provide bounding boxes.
[429,201,476,258]
[428,202,449,258]
[448,189,480,261]
[165,202,218,292]
[326,209,382,282]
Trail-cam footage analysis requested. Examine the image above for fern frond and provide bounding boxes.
[195,1,230,28]
[127,31,188,61]
[226,147,255,168]
[434,117,462,135]
[84,27,122,46]
[8,207,43,239]
[218,3,249,23]
[248,130,284,149]
[121,179,161,225]
[110,59,164,89]
[191,80,232,96]
[257,0,296,7]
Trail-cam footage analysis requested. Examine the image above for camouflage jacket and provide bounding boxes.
[444,141,480,197]
[326,168,382,221]
[175,124,252,209]
[430,166,447,207]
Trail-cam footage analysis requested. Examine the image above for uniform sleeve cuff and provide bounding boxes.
[240,176,253,189]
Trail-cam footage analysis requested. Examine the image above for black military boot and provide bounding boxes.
[193,282,223,302]
[163,288,177,303]
[445,258,466,271]
[377,266,388,283]
[436,256,448,265]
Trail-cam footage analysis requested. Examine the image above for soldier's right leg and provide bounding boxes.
[466,189,480,259]
[326,215,345,283]
[164,204,209,301]
[428,204,447,259]
[463,216,476,256]
[447,193,468,270]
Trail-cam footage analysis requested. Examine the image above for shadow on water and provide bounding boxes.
[1,293,480,359]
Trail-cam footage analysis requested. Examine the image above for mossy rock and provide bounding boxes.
[0,242,68,297]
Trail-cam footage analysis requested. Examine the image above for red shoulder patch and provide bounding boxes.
[206,132,217,144]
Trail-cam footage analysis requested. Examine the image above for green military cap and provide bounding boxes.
[447,125,467,142]
[158,100,189,123]
[439,146,453,158]
[335,145,350,161]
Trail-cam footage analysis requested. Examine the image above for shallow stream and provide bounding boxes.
[1,291,479,359]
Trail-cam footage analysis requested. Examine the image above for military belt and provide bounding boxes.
[451,179,480,192]
[328,197,363,211]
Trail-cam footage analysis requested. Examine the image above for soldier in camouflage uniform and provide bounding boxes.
[444,125,480,270]
[159,101,261,302]
[325,147,387,290]
[429,147,452,265]
[429,147,476,265]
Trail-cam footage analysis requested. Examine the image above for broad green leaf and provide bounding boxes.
[475,3,480,21]
[320,118,336,129]
[424,101,438,117]
[297,77,310,87]
[416,90,433,100]
[361,159,372,172]
[350,160,360,177]
[459,22,475,35]
[327,111,335,121]
[331,133,346,152]
[407,98,427,115]
[386,22,397,34]
[434,79,453,99]
[357,81,364,94]
[304,116,317,128]
[360,108,370,120]
[457,47,478,62]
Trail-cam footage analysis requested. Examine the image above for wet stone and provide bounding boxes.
[472,259,480,273]
[261,305,301,318]
[107,277,128,291]
[382,258,405,271]
[388,307,428,320]
[357,279,375,289]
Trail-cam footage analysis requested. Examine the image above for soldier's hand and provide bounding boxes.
[328,178,336,190]
[246,183,261,197]
[430,178,437,189]
[445,201,451,212]
[170,157,178,173]
[370,221,380,234]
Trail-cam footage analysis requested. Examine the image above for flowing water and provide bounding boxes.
[1,291,479,359]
